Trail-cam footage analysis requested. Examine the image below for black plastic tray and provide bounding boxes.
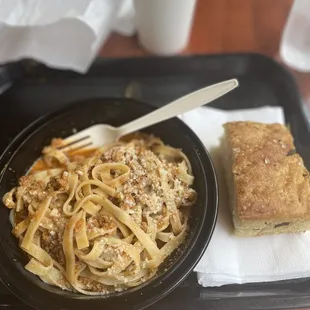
[0,54,310,310]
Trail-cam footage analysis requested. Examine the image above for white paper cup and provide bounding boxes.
[134,0,197,55]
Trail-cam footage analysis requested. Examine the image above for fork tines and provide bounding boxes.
[58,136,93,153]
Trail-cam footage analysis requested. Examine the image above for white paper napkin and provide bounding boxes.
[0,0,135,72]
[179,106,310,287]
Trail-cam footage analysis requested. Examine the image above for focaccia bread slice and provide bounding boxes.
[222,121,310,237]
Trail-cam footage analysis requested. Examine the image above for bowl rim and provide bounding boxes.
[0,97,218,310]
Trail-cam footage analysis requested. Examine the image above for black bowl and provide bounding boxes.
[0,98,218,310]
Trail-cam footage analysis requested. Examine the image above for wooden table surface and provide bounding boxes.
[100,0,310,111]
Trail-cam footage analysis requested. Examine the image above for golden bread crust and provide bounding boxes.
[224,121,310,221]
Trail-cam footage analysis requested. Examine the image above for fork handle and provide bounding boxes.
[116,78,239,137]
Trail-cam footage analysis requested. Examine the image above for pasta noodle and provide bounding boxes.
[2,135,197,295]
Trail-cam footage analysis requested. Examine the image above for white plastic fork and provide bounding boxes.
[59,78,239,153]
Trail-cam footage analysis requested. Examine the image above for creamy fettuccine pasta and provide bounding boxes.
[2,135,196,295]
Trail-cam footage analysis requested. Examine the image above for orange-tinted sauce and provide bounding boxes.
[30,147,99,174]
